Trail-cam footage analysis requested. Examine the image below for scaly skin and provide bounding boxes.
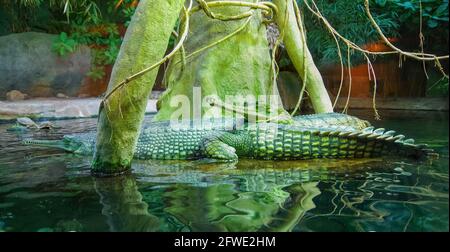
[10,113,367,132]
[292,113,370,131]
[23,115,434,161]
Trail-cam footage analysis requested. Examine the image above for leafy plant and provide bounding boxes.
[378,0,449,28]
[294,0,448,66]
[52,32,77,56]
[377,0,449,56]
[87,65,106,80]
[297,0,402,66]
[1,0,139,80]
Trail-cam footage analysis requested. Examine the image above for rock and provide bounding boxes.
[0,98,158,121]
[0,32,92,99]
[6,90,27,101]
[17,117,39,128]
[37,121,57,130]
[56,93,69,98]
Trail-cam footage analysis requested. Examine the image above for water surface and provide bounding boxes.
[0,110,448,232]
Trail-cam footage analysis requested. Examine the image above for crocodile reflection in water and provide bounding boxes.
[92,160,327,232]
[160,182,320,232]
[92,158,394,232]
[90,156,447,232]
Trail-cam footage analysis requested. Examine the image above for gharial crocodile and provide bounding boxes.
[22,113,435,161]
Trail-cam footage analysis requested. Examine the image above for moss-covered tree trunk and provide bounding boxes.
[273,0,333,113]
[92,0,334,176]
[154,0,288,121]
[92,0,185,176]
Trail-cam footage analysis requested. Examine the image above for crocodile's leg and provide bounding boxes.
[202,133,239,161]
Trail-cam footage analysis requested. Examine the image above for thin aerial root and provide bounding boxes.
[124,88,137,111]
[102,1,193,104]
[342,47,352,114]
[300,0,448,113]
[291,0,308,116]
[270,0,287,94]
[196,0,254,21]
[418,0,429,79]
[180,45,187,72]
[435,59,449,79]
[303,0,396,56]
[331,33,344,109]
[363,0,449,62]
[190,1,278,17]
[118,89,124,119]
[103,105,109,122]
[174,14,254,67]
[365,55,381,120]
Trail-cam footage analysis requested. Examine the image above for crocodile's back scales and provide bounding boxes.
[246,125,399,160]
[293,113,370,131]
[136,128,214,160]
[133,123,431,161]
[23,114,434,161]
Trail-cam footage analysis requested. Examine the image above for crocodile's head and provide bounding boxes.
[23,134,95,155]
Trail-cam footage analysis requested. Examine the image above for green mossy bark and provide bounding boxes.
[154,0,288,121]
[92,0,185,176]
[273,0,333,113]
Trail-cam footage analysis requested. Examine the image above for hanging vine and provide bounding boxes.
[101,0,448,121]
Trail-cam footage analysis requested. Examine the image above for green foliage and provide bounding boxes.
[378,0,449,55]
[51,22,123,79]
[297,0,401,66]
[118,3,138,27]
[427,76,449,96]
[1,0,138,80]
[380,0,449,28]
[50,1,135,80]
[52,32,77,56]
[87,66,106,80]
[295,0,448,66]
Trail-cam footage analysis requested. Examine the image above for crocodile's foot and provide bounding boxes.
[203,135,238,162]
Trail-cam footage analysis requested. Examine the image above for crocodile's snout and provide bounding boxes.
[22,139,40,145]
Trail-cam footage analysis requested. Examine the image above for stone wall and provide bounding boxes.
[0,32,91,100]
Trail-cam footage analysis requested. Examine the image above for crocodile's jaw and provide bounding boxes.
[23,139,71,151]
[22,139,91,155]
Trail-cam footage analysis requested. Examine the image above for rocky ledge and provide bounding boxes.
[0,98,157,122]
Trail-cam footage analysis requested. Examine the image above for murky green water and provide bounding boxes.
[0,110,448,232]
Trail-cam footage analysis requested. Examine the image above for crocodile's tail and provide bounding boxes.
[248,124,438,161]
[340,126,438,160]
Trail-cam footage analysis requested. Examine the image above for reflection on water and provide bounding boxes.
[0,110,448,232]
